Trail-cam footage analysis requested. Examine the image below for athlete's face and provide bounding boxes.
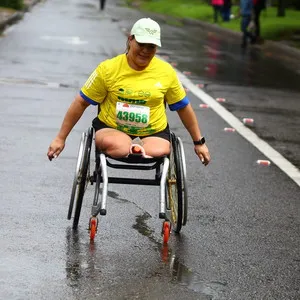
[127,36,157,70]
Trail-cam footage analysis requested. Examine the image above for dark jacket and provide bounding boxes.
[223,0,232,8]
[253,0,266,10]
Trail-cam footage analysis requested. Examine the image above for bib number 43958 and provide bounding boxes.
[116,102,150,128]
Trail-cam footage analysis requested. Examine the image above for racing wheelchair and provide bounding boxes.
[67,125,188,244]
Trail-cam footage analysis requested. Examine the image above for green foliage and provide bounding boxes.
[138,0,300,42]
[0,0,23,10]
[273,0,300,10]
[141,0,213,20]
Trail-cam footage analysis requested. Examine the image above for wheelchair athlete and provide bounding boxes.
[47,18,210,165]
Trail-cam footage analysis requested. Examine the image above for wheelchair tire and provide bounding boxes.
[177,137,188,226]
[71,127,93,229]
[68,133,85,220]
[166,132,183,233]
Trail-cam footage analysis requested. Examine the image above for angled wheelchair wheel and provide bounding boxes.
[166,132,184,233]
[68,127,93,229]
[177,137,188,226]
[68,133,85,220]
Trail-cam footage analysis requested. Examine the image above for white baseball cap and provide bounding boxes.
[130,18,161,47]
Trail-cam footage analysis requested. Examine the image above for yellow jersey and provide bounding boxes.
[80,54,188,136]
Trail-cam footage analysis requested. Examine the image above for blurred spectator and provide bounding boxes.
[100,0,106,10]
[221,0,232,21]
[211,0,224,23]
[240,0,255,48]
[253,0,266,42]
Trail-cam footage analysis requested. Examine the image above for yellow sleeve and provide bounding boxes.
[80,63,107,104]
[164,68,186,105]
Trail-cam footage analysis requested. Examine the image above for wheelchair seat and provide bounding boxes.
[106,153,165,164]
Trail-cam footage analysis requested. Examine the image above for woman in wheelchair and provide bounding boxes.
[47,17,210,166]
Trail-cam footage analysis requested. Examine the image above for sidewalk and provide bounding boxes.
[0,0,40,32]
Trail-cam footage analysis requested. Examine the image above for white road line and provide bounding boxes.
[177,70,300,187]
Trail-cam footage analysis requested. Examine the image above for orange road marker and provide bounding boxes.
[224,127,236,132]
[199,104,209,108]
[243,118,254,125]
[256,160,271,166]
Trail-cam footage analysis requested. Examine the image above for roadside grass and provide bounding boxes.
[222,7,300,41]
[0,7,17,13]
[129,0,300,43]
[136,0,215,21]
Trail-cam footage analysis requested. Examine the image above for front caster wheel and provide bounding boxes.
[162,221,171,244]
[89,217,98,240]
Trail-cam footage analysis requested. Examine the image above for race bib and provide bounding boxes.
[116,102,150,128]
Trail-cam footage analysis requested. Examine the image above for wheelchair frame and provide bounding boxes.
[68,126,188,243]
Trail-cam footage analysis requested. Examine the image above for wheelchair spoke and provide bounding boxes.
[72,128,93,229]
[166,133,184,233]
[167,141,179,227]
[169,181,178,224]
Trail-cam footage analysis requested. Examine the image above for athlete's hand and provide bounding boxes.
[47,137,65,161]
[194,144,210,166]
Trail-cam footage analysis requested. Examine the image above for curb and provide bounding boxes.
[24,0,41,12]
[182,17,241,39]
[182,16,300,60]
[264,39,300,60]
[0,12,23,32]
[0,0,41,32]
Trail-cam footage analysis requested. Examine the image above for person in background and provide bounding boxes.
[253,0,266,43]
[100,0,106,10]
[211,0,224,23]
[221,0,232,21]
[239,0,255,48]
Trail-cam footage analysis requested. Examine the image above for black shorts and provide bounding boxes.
[92,117,170,142]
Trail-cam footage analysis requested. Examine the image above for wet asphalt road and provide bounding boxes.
[0,0,299,299]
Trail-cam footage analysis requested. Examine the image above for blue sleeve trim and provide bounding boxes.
[80,90,98,106]
[168,96,190,111]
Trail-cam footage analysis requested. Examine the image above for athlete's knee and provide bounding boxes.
[149,148,170,157]
[144,144,170,157]
[96,134,131,156]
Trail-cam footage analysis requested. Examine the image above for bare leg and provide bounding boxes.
[142,137,170,157]
[95,128,132,158]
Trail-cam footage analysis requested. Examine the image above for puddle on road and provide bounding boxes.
[133,213,227,299]
[65,228,99,286]
[107,190,130,203]
[168,254,227,298]
[132,212,155,239]
[64,212,226,298]
[161,25,300,93]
